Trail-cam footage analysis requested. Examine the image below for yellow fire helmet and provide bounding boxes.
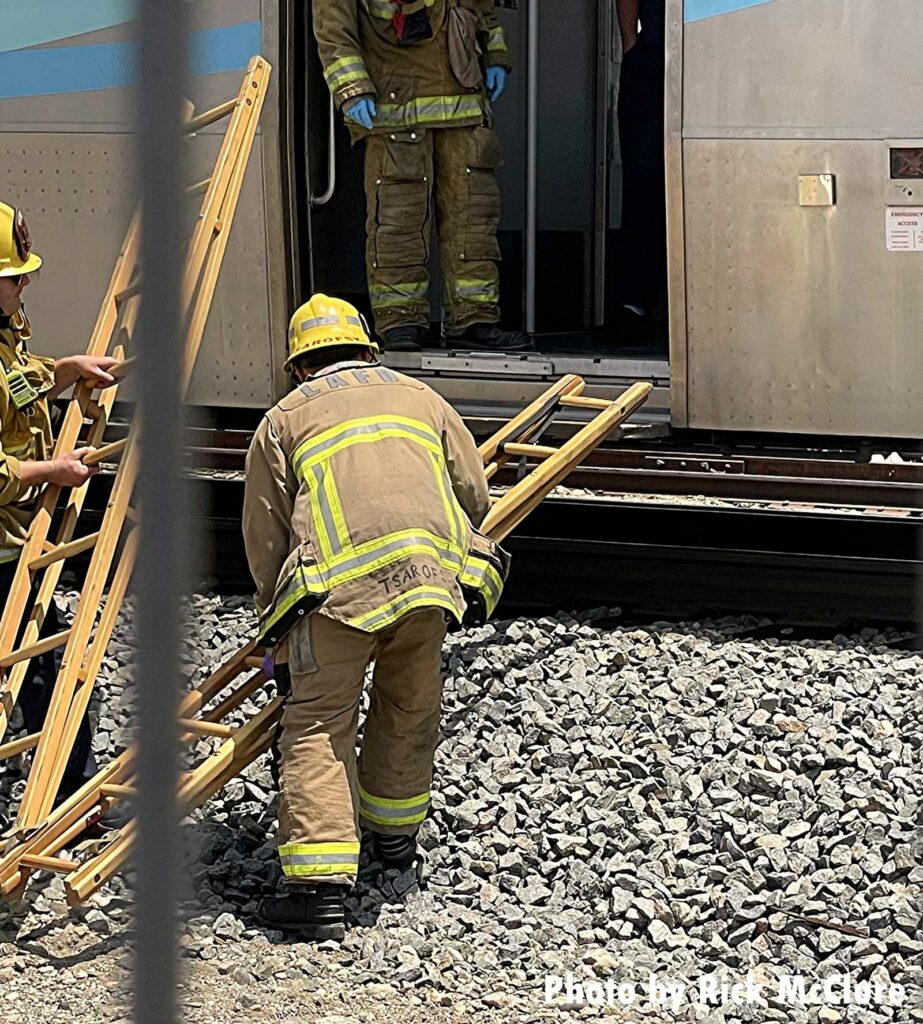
[0,203,42,278]
[284,293,379,371]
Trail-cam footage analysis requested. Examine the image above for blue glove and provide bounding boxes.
[261,652,275,680]
[344,96,377,130]
[486,66,506,102]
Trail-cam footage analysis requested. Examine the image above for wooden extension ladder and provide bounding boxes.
[0,57,272,837]
[0,374,650,905]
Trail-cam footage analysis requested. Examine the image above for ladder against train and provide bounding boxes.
[0,57,272,844]
[0,374,651,905]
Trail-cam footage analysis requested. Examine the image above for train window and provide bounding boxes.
[890,148,923,179]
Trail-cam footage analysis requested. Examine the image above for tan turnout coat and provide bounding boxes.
[243,360,506,645]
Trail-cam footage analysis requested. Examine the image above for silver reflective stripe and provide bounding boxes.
[455,281,499,301]
[259,564,326,632]
[324,59,368,87]
[487,26,507,51]
[281,852,360,867]
[345,315,363,327]
[359,589,454,631]
[434,453,465,551]
[464,559,502,604]
[328,532,462,581]
[310,463,346,557]
[359,797,429,820]
[369,281,428,309]
[300,314,340,332]
[360,0,398,18]
[293,419,440,475]
[376,95,484,127]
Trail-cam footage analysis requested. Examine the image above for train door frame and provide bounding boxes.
[664,0,687,427]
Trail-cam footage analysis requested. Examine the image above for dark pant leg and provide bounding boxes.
[1,562,98,799]
[364,130,435,334]
[617,40,667,311]
[434,125,503,332]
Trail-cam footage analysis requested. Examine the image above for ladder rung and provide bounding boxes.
[0,731,40,761]
[100,784,137,800]
[559,395,614,410]
[185,97,237,133]
[185,177,212,196]
[29,531,100,571]
[110,356,136,380]
[125,506,140,524]
[20,854,76,874]
[115,285,141,305]
[83,438,129,467]
[178,718,236,738]
[84,399,105,422]
[243,656,265,669]
[503,442,558,459]
[0,628,71,669]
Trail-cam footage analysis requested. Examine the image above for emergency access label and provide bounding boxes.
[886,209,923,251]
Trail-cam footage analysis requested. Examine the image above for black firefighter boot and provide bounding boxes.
[257,884,350,940]
[381,324,423,352]
[370,832,418,871]
[447,322,532,352]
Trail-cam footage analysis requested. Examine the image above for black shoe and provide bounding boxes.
[370,832,418,870]
[381,325,423,352]
[257,884,349,940]
[447,323,532,352]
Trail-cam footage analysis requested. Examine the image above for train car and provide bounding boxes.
[2,1,921,440]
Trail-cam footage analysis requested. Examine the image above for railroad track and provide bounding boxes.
[78,418,922,627]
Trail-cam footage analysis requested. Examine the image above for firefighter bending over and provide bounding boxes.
[313,0,530,353]
[0,202,120,798]
[243,294,508,938]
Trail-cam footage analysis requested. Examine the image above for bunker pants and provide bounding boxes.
[277,607,448,887]
[364,124,503,334]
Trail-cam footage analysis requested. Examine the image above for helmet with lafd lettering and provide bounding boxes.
[285,294,379,371]
[0,203,42,278]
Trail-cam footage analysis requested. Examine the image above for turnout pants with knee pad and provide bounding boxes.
[277,607,448,887]
[365,124,502,334]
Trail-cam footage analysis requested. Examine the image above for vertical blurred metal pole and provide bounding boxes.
[524,0,538,335]
[134,1,187,1022]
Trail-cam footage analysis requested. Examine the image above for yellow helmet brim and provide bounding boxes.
[0,250,42,277]
[283,333,380,373]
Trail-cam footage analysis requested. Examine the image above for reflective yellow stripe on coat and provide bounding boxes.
[285,415,470,633]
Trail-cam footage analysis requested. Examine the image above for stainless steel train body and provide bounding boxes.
[1,1,920,439]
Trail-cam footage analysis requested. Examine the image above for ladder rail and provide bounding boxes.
[4,375,655,906]
[8,57,272,831]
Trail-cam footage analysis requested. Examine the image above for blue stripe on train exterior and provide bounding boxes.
[685,0,775,23]
[0,21,261,99]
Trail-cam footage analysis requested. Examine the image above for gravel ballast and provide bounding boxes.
[0,593,919,1023]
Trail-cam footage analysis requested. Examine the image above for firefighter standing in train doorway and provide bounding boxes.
[0,202,120,801]
[313,0,530,353]
[245,294,507,938]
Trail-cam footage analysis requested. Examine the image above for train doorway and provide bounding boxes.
[293,0,671,374]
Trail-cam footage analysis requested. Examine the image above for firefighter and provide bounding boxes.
[313,0,530,353]
[0,202,120,798]
[244,294,507,938]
